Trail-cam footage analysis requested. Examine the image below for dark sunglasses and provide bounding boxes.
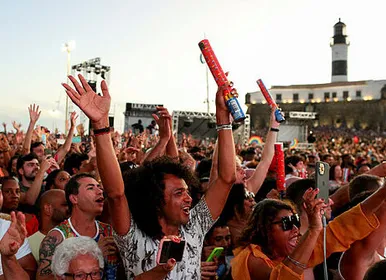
[272,214,301,231]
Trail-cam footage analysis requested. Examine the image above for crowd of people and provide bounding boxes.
[0,74,385,279]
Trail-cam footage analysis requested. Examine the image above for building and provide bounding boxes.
[245,19,386,132]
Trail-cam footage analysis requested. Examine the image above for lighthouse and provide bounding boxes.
[331,18,349,82]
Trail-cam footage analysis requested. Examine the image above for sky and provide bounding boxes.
[1,0,386,132]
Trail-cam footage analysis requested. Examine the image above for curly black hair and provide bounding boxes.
[220,184,246,223]
[124,156,199,239]
[237,199,294,257]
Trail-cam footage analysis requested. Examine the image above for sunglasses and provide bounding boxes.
[244,191,255,200]
[272,214,301,231]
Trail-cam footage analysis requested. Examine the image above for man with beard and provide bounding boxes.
[16,154,54,214]
[1,177,39,236]
[28,189,69,261]
[37,173,120,280]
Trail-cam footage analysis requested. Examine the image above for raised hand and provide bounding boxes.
[12,121,22,132]
[0,133,11,152]
[28,104,41,123]
[270,105,281,129]
[302,188,327,231]
[0,212,27,256]
[152,107,171,141]
[70,111,78,128]
[62,74,111,124]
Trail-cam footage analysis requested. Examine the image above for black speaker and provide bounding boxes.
[184,118,193,127]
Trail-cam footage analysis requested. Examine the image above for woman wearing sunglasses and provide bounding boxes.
[231,185,385,280]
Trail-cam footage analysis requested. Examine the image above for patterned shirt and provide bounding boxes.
[113,198,215,279]
[52,218,119,280]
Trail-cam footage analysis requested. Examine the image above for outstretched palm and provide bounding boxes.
[0,212,27,256]
[62,74,111,123]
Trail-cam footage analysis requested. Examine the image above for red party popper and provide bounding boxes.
[198,39,246,122]
[257,79,285,123]
[274,143,286,198]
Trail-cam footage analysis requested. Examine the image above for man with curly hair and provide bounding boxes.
[62,74,236,279]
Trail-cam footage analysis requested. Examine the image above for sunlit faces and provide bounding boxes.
[53,171,71,190]
[20,159,40,181]
[32,144,45,162]
[295,161,305,171]
[208,226,232,250]
[2,179,20,211]
[63,253,103,280]
[324,156,335,167]
[11,157,18,175]
[268,210,300,258]
[162,174,193,226]
[70,177,105,216]
[50,190,70,224]
[235,164,246,184]
[357,165,371,175]
[334,165,343,180]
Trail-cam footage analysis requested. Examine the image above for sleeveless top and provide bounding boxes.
[338,248,386,280]
[52,218,118,280]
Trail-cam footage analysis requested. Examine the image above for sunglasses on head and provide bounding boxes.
[272,214,301,231]
[244,191,255,200]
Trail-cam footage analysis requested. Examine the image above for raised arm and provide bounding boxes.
[62,74,131,235]
[245,107,279,194]
[19,158,51,205]
[142,107,172,162]
[54,112,77,165]
[247,189,326,280]
[204,85,236,220]
[22,104,41,155]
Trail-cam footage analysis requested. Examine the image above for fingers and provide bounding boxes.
[10,211,17,225]
[68,75,86,95]
[62,83,81,104]
[16,212,27,237]
[162,258,176,272]
[101,80,110,99]
[152,114,159,122]
[163,235,181,243]
[78,74,93,92]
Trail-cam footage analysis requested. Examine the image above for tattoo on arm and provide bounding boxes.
[38,235,61,276]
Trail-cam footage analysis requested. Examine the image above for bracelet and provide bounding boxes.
[93,127,111,136]
[270,127,279,132]
[286,256,307,269]
[216,124,232,132]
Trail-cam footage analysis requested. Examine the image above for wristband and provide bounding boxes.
[270,127,279,132]
[286,256,307,269]
[93,127,111,136]
[216,124,232,132]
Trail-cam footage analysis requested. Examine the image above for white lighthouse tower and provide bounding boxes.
[331,19,349,82]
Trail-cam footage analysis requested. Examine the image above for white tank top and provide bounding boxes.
[338,248,386,280]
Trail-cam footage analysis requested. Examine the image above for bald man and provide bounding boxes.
[28,190,69,261]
